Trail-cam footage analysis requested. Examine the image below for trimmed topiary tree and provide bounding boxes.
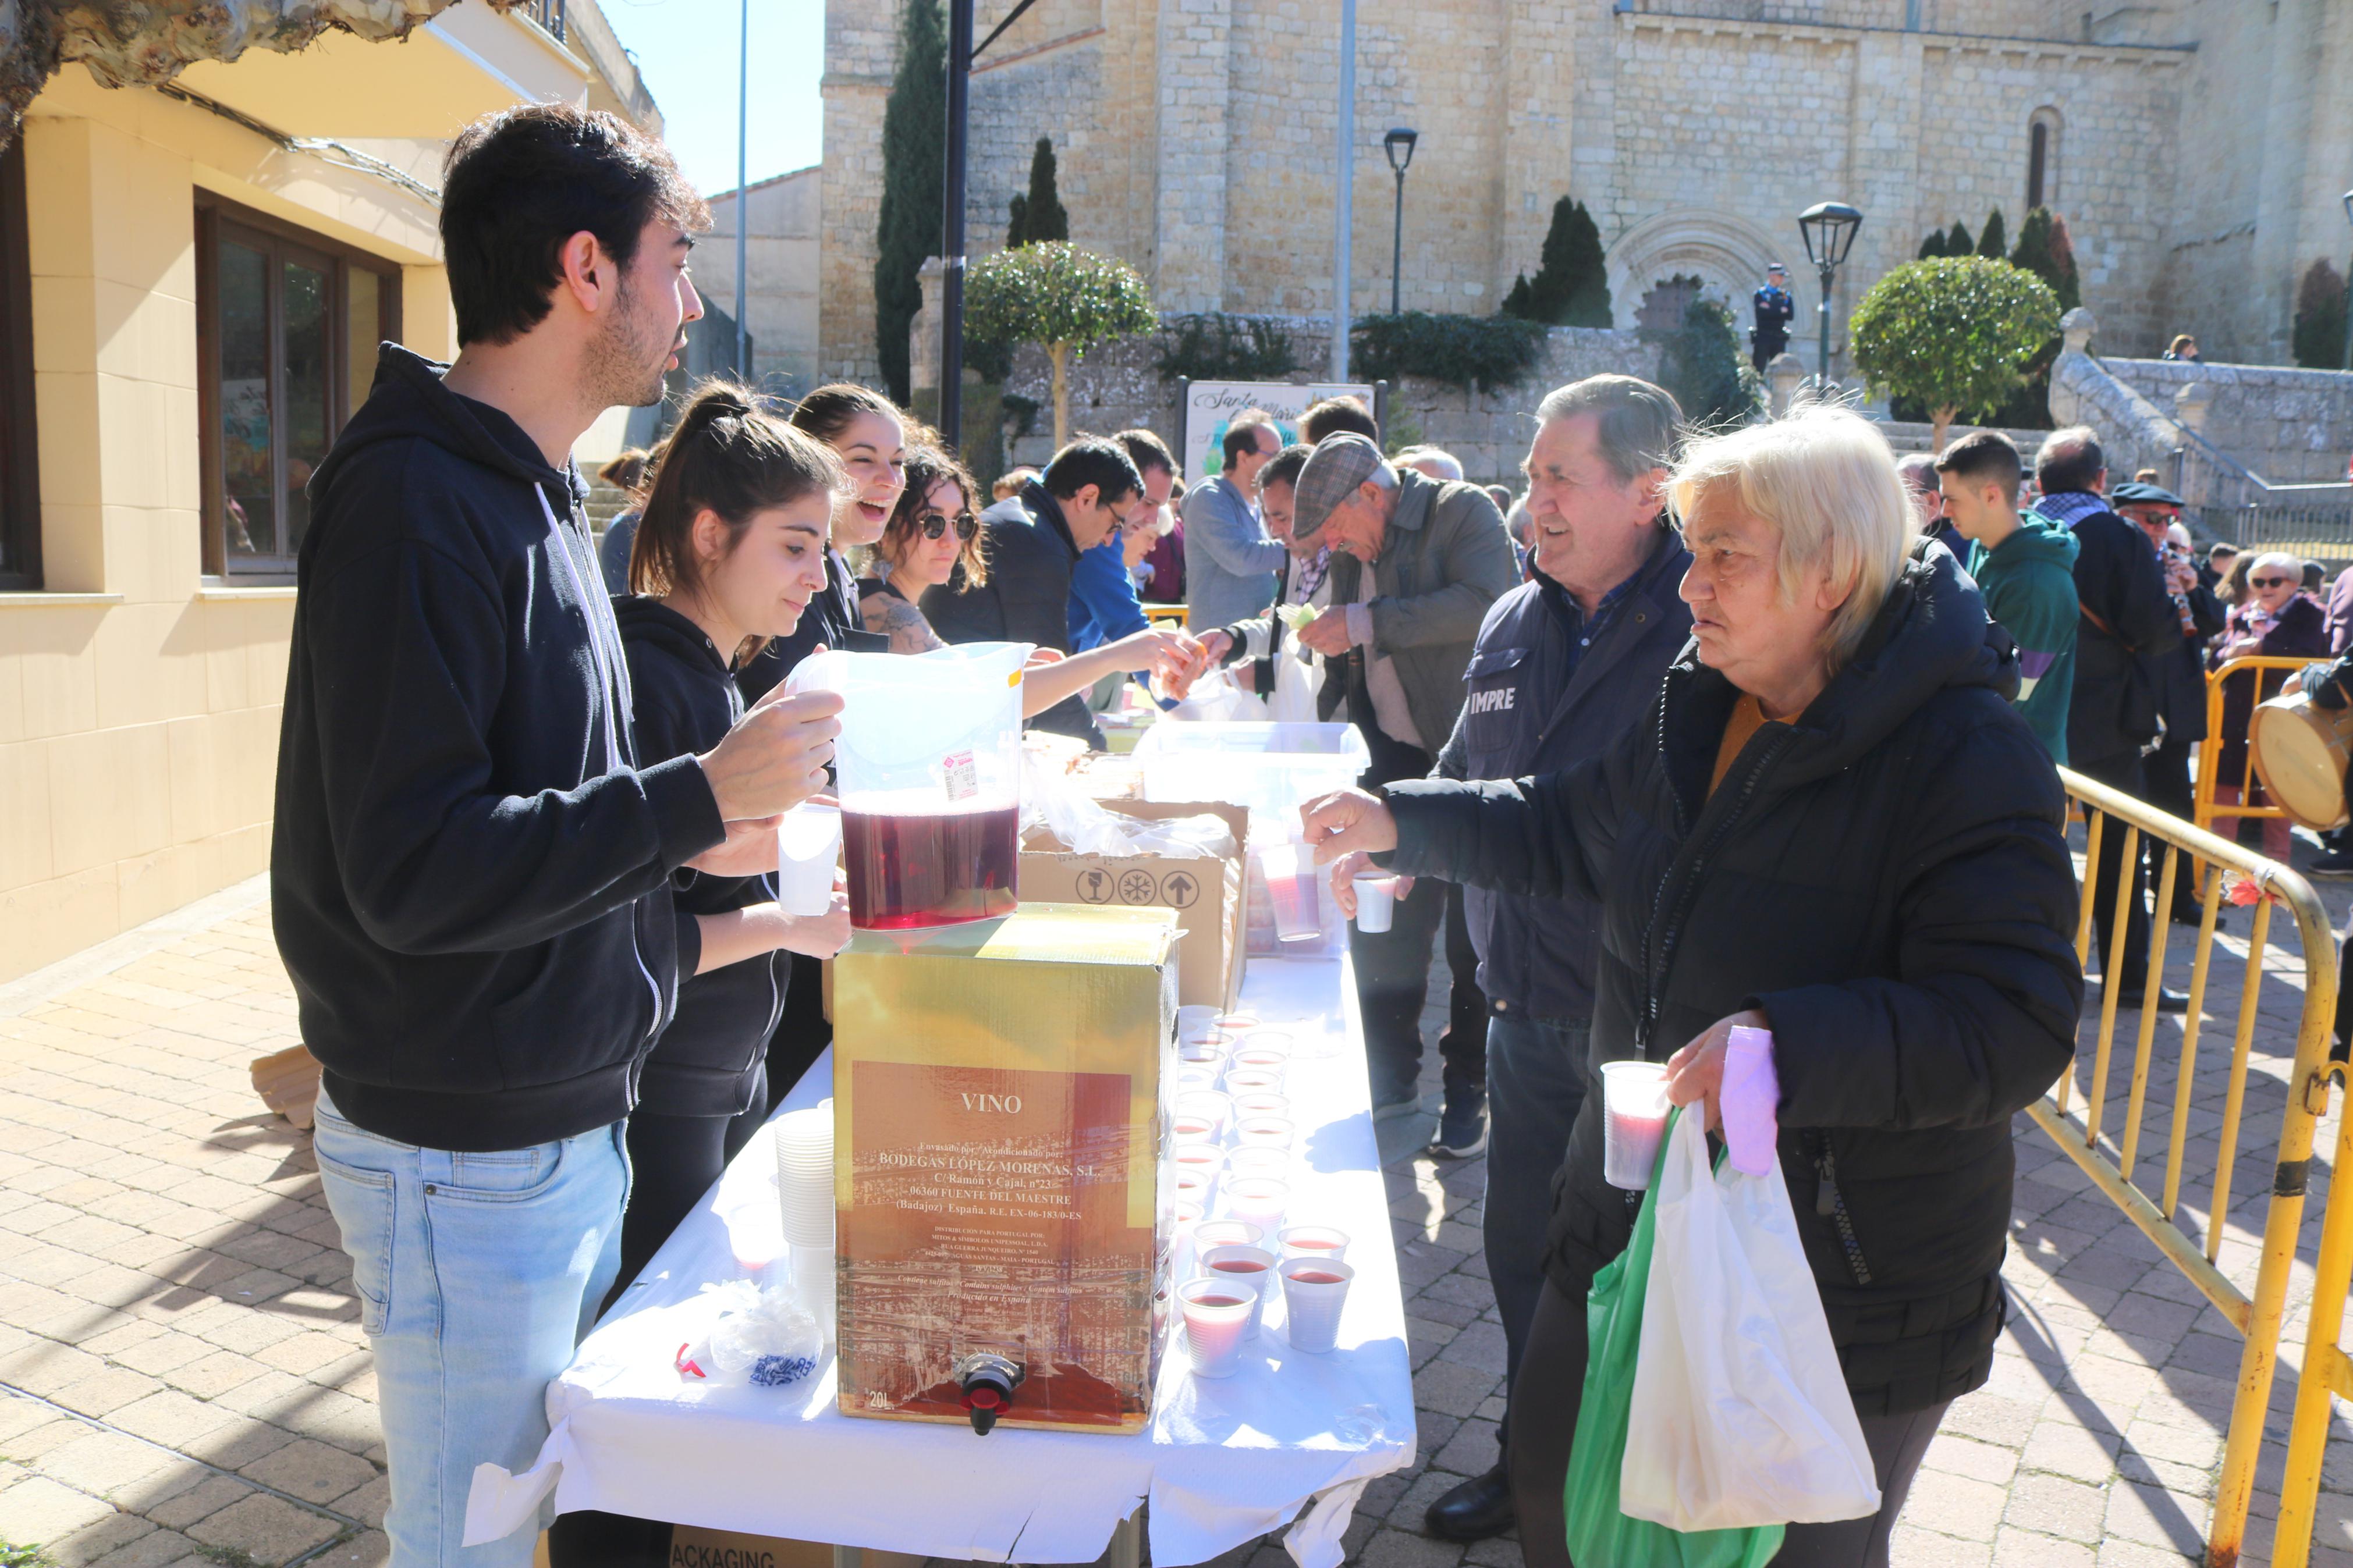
[872,0,945,405]
[2008,207,2081,311]
[2292,258,2348,369]
[1849,255,2061,453]
[963,242,1155,447]
[1976,208,2008,261]
[1006,137,1069,250]
[1502,197,1611,327]
[1945,220,1974,258]
[1918,229,1950,261]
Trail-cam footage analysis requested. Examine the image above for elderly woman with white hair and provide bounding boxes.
[2212,549,2330,860]
[1304,405,2081,1567]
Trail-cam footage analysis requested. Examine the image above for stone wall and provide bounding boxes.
[823,0,2352,387]
[697,167,822,399]
[993,318,1660,485]
[2104,357,2353,485]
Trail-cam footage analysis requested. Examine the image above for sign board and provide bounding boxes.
[1179,380,1378,486]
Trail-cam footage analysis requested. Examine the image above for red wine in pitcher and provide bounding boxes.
[843,801,1019,929]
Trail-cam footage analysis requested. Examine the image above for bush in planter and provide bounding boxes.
[1352,312,1548,393]
[1849,255,2060,453]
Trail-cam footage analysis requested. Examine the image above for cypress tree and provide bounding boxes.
[1516,197,1612,327]
[872,0,946,404]
[1500,273,1534,318]
[2010,207,2081,312]
[1918,229,1949,260]
[1976,208,2007,260]
[1946,221,1974,257]
[2292,258,2348,368]
[1006,137,1069,248]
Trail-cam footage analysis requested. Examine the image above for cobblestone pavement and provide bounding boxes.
[2,872,2352,1568]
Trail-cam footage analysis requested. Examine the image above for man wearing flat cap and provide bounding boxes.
[1198,434,1519,1142]
[2112,480,2224,904]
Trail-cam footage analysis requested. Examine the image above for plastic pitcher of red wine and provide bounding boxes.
[787,643,1032,929]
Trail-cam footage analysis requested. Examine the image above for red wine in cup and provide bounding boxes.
[843,802,1018,929]
[1291,1237,1341,1251]
[1290,1270,1346,1285]
[1192,1293,1249,1310]
[1210,1259,1267,1275]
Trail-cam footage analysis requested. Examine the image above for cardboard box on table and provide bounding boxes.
[1019,799,1248,1014]
[831,904,1179,1434]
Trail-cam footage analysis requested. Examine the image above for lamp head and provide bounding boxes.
[1384,127,1419,174]
[1798,201,1864,269]
[2341,187,2353,226]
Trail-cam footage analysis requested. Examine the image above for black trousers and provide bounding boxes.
[608,1061,769,1316]
[763,951,832,1118]
[2073,749,2153,978]
[1350,716,1488,1107]
[1507,1277,1949,1568]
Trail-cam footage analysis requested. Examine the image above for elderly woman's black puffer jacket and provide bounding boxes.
[1380,546,2082,1416]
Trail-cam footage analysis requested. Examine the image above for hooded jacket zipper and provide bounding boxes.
[1634,721,1796,1056]
[1811,1130,1873,1285]
[537,486,665,1044]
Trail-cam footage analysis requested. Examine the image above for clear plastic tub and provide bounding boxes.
[1131,722,1371,822]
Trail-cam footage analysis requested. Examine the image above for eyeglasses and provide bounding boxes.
[915,511,978,542]
[2251,576,2295,589]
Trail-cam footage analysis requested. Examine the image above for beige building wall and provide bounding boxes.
[0,2,626,984]
[820,0,2353,377]
[698,166,824,397]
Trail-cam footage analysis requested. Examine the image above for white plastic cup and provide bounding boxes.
[1279,1256,1355,1353]
[1174,1090,1233,1140]
[1179,1277,1257,1377]
[1192,1218,1263,1253]
[1238,1029,1294,1058]
[1224,1066,1284,1097]
[1222,1176,1290,1233]
[1600,1061,1673,1190]
[1172,1142,1226,1182]
[1351,873,1396,933]
[1174,1064,1222,1095]
[1177,1039,1226,1068]
[1198,1242,1279,1339]
[776,804,842,917]
[1230,1045,1289,1073]
[1224,1146,1291,1183]
[1279,1224,1350,1264]
[1234,1115,1295,1151]
[1230,1091,1290,1123]
[1259,844,1322,942]
[1177,1005,1221,1043]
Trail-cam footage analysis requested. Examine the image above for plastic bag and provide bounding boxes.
[1021,749,1238,860]
[1562,1107,1786,1568]
[1162,666,1266,724]
[677,1279,827,1389]
[1622,1111,1880,1533]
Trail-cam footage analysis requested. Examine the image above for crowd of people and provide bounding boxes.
[271,92,2334,1568]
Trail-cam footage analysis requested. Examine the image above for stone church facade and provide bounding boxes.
[819,0,2353,386]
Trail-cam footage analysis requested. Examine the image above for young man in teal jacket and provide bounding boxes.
[1937,430,2079,763]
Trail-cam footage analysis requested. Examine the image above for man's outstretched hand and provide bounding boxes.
[1300,787,1399,865]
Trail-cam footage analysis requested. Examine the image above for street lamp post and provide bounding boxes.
[1383,128,1417,317]
[1797,200,1864,386]
[2338,189,2353,372]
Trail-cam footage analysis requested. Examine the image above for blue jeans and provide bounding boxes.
[312,1088,629,1568]
[1483,1013,1589,1457]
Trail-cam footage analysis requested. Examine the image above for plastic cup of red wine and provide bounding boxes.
[1279,1256,1356,1353]
[1197,1243,1277,1339]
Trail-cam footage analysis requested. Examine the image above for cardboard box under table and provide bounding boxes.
[832,904,1179,1435]
[1019,800,1248,1014]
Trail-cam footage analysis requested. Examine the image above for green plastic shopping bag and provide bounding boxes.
[1560,1107,1785,1568]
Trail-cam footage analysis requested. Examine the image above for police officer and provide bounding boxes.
[1751,262,1795,374]
[1397,375,1695,1545]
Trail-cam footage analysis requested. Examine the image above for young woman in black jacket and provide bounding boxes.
[1308,406,2081,1568]
[609,385,853,1302]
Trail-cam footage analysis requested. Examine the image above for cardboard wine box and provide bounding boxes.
[831,904,1178,1434]
[1018,799,1248,1014]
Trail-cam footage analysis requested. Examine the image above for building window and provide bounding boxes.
[196,195,400,577]
[2027,109,2062,211]
[0,136,39,589]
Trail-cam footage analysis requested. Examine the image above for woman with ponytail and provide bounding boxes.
[606,383,853,1306]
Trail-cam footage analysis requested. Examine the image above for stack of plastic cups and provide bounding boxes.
[772,1106,837,1325]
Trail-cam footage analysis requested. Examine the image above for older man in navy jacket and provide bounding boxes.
[1401,376,1695,1544]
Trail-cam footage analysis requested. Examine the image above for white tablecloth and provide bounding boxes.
[466,954,1417,1566]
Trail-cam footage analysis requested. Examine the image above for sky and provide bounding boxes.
[599,0,827,197]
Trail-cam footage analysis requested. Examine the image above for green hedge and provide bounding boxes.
[1351,312,1548,393]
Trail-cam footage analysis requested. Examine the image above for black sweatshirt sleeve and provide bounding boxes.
[304,538,724,957]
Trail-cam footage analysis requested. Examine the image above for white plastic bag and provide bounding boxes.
[1620,1111,1882,1531]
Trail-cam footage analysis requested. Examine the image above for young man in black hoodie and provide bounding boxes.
[273,105,842,1567]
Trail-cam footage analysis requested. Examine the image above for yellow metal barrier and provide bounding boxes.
[2193,655,2320,839]
[1144,604,1190,628]
[2042,767,2340,1568]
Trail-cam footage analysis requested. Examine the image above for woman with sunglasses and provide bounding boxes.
[2213,550,2330,858]
[864,447,1204,711]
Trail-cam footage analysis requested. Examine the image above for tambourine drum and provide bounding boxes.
[2249,689,2353,831]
